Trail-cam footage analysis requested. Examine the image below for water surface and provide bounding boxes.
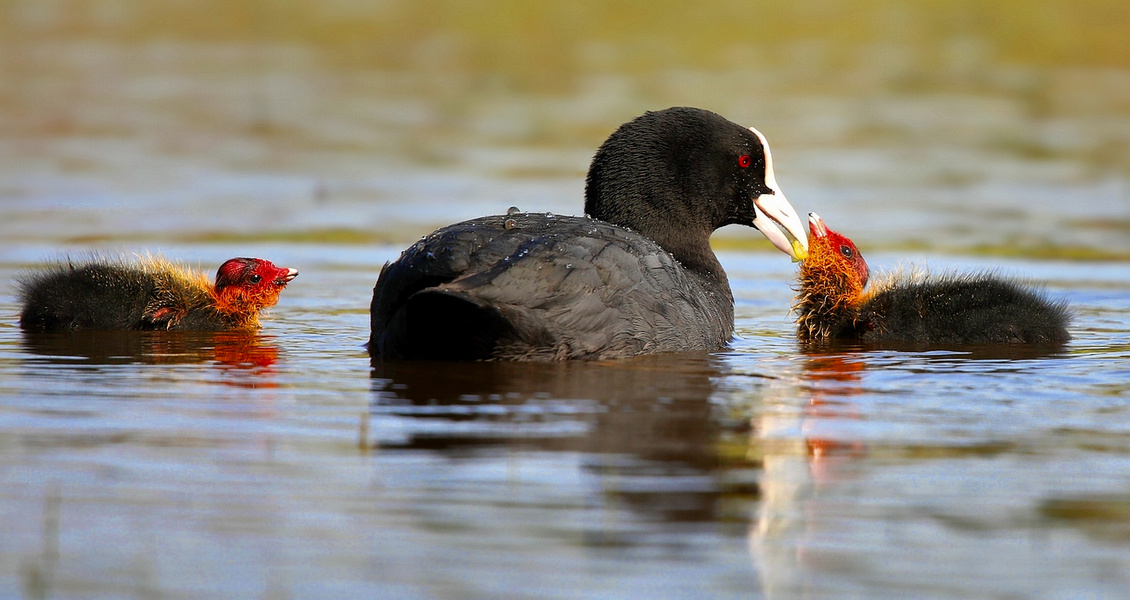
[3,250,1129,598]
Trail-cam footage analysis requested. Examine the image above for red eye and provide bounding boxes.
[738,154,752,168]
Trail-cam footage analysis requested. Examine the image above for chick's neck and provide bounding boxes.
[794,240,866,341]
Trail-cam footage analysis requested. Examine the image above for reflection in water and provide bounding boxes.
[799,339,1071,361]
[371,355,760,525]
[794,354,868,462]
[750,352,867,598]
[20,484,60,600]
[21,330,280,372]
[750,343,1072,598]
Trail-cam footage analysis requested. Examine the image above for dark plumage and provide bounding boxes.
[18,256,298,332]
[370,107,809,361]
[794,213,1071,346]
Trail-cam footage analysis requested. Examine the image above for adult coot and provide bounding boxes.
[794,213,1071,345]
[18,256,298,331]
[370,107,809,361]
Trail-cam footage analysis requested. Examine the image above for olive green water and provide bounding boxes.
[2,2,1129,598]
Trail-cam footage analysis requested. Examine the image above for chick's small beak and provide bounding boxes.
[807,212,828,239]
[279,268,298,285]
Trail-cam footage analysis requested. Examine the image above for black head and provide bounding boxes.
[584,107,806,266]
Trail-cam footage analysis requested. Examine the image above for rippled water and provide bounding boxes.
[3,1,1130,598]
[2,249,1128,598]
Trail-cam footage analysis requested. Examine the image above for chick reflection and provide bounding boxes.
[370,355,757,524]
[750,351,868,599]
[21,330,280,372]
[798,353,868,461]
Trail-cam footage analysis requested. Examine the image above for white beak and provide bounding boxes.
[749,126,808,260]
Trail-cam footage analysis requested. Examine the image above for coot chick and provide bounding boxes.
[370,107,809,361]
[794,213,1070,345]
[18,256,298,331]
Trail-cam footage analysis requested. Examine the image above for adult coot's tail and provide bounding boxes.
[377,289,522,361]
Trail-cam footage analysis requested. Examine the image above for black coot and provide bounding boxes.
[370,107,808,361]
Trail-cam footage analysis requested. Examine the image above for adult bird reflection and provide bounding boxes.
[370,355,758,524]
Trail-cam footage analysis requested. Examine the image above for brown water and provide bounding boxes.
[2,2,1130,598]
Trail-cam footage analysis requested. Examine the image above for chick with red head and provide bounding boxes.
[794,213,1070,346]
[18,256,297,331]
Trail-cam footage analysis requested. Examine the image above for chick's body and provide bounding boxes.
[795,214,1070,346]
[18,256,297,332]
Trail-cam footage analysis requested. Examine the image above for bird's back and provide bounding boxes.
[18,262,160,330]
[18,258,218,331]
[370,213,734,361]
[859,274,1071,345]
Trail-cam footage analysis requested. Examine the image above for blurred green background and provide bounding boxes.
[1,0,1128,256]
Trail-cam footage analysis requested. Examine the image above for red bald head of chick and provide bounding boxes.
[213,258,299,323]
[794,213,869,341]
